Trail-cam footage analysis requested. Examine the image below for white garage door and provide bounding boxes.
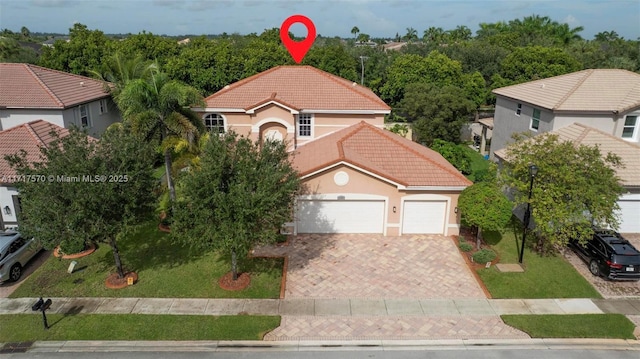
[402,201,447,234]
[618,200,640,233]
[297,200,385,234]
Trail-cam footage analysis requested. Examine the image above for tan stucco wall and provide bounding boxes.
[301,164,462,236]
[197,104,386,148]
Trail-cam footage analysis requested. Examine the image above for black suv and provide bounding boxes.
[569,229,640,281]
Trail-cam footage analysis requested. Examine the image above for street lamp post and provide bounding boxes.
[519,164,539,264]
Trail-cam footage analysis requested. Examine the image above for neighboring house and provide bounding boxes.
[490,69,640,159]
[194,65,391,149]
[292,121,472,236]
[0,120,71,229]
[0,63,120,137]
[495,123,640,234]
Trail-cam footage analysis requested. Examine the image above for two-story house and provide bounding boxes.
[196,65,471,236]
[193,65,391,149]
[489,69,640,233]
[490,69,640,157]
[0,63,120,137]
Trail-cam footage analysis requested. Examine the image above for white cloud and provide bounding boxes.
[563,14,579,26]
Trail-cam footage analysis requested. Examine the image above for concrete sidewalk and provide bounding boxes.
[1,297,639,316]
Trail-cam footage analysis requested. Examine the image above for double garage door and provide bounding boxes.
[296,199,447,235]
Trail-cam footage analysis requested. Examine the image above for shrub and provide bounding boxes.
[472,248,497,263]
[59,238,87,254]
[459,242,474,252]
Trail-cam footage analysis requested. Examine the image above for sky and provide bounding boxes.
[1,0,639,40]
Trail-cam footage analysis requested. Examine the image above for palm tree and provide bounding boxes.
[89,52,154,101]
[423,27,445,44]
[351,26,360,40]
[117,66,205,203]
[553,23,584,45]
[404,27,418,42]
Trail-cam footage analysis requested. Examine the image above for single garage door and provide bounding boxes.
[297,199,385,234]
[402,201,447,234]
[618,200,640,233]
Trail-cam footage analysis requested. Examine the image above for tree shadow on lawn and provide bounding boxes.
[99,220,206,273]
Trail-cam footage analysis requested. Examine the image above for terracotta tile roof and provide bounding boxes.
[492,69,640,113]
[204,65,390,112]
[494,123,640,187]
[0,120,71,181]
[293,121,472,188]
[0,63,110,109]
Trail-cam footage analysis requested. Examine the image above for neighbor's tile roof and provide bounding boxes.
[204,65,391,112]
[0,63,110,109]
[492,69,640,113]
[293,121,472,187]
[495,123,640,187]
[0,120,71,181]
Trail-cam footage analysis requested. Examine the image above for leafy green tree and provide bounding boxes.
[380,51,465,106]
[111,31,180,66]
[458,182,512,248]
[0,37,38,63]
[303,44,358,82]
[20,26,30,39]
[499,133,624,252]
[400,82,475,145]
[172,131,301,281]
[430,139,471,174]
[117,67,205,203]
[493,46,582,86]
[38,23,112,75]
[6,126,156,279]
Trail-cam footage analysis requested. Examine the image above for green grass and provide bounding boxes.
[476,227,601,299]
[10,221,283,299]
[0,314,280,341]
[502,314,635,339]
[462,146,490,182]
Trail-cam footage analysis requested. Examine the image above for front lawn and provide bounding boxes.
[10,221,283,298]
[502,314,635,339]
[476,227,601,299]
[0,314,280,341]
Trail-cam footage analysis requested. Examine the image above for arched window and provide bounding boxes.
[203,114,225,133]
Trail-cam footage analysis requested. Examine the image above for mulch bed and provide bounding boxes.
[105,271,138,289]
[52,243,96,259]
[218,272,251,291]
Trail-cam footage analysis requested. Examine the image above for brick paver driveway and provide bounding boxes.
[255,234,486,299]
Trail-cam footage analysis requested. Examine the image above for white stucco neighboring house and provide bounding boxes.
[489,69,640,234]
[0,120,73,229]
[0,63,120,137]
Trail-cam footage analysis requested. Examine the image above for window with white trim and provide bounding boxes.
[203,113,225,133]
[99,99,108,114]
[530,108,540,131]
[622,115,638,140]
[297,114,312,137]
[79,104,90,128]
[516,103,522,116]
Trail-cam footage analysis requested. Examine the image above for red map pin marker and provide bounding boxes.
[280,15,316,64]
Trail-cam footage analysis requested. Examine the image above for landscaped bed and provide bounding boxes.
[472,228,602,299]
[502,314,636,339]
[10,221,283,299]
[0,314,280,341]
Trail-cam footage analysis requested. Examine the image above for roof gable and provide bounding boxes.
[495,123,640,187]
[0,63,110,109]
[493,69,640,113]
[204,65,390,113]
[0,120,71,181]
[293,122,471,188]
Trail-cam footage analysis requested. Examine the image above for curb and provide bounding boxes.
[8,338,640,353]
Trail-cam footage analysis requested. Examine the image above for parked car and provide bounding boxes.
[0,230,43,283]
[568,229,640,281]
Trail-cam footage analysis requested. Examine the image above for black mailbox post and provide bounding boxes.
[32,297,52,329]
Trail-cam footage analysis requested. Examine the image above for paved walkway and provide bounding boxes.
[253,234,486,299]
[2,297,639,316]
[2,297,639,340]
